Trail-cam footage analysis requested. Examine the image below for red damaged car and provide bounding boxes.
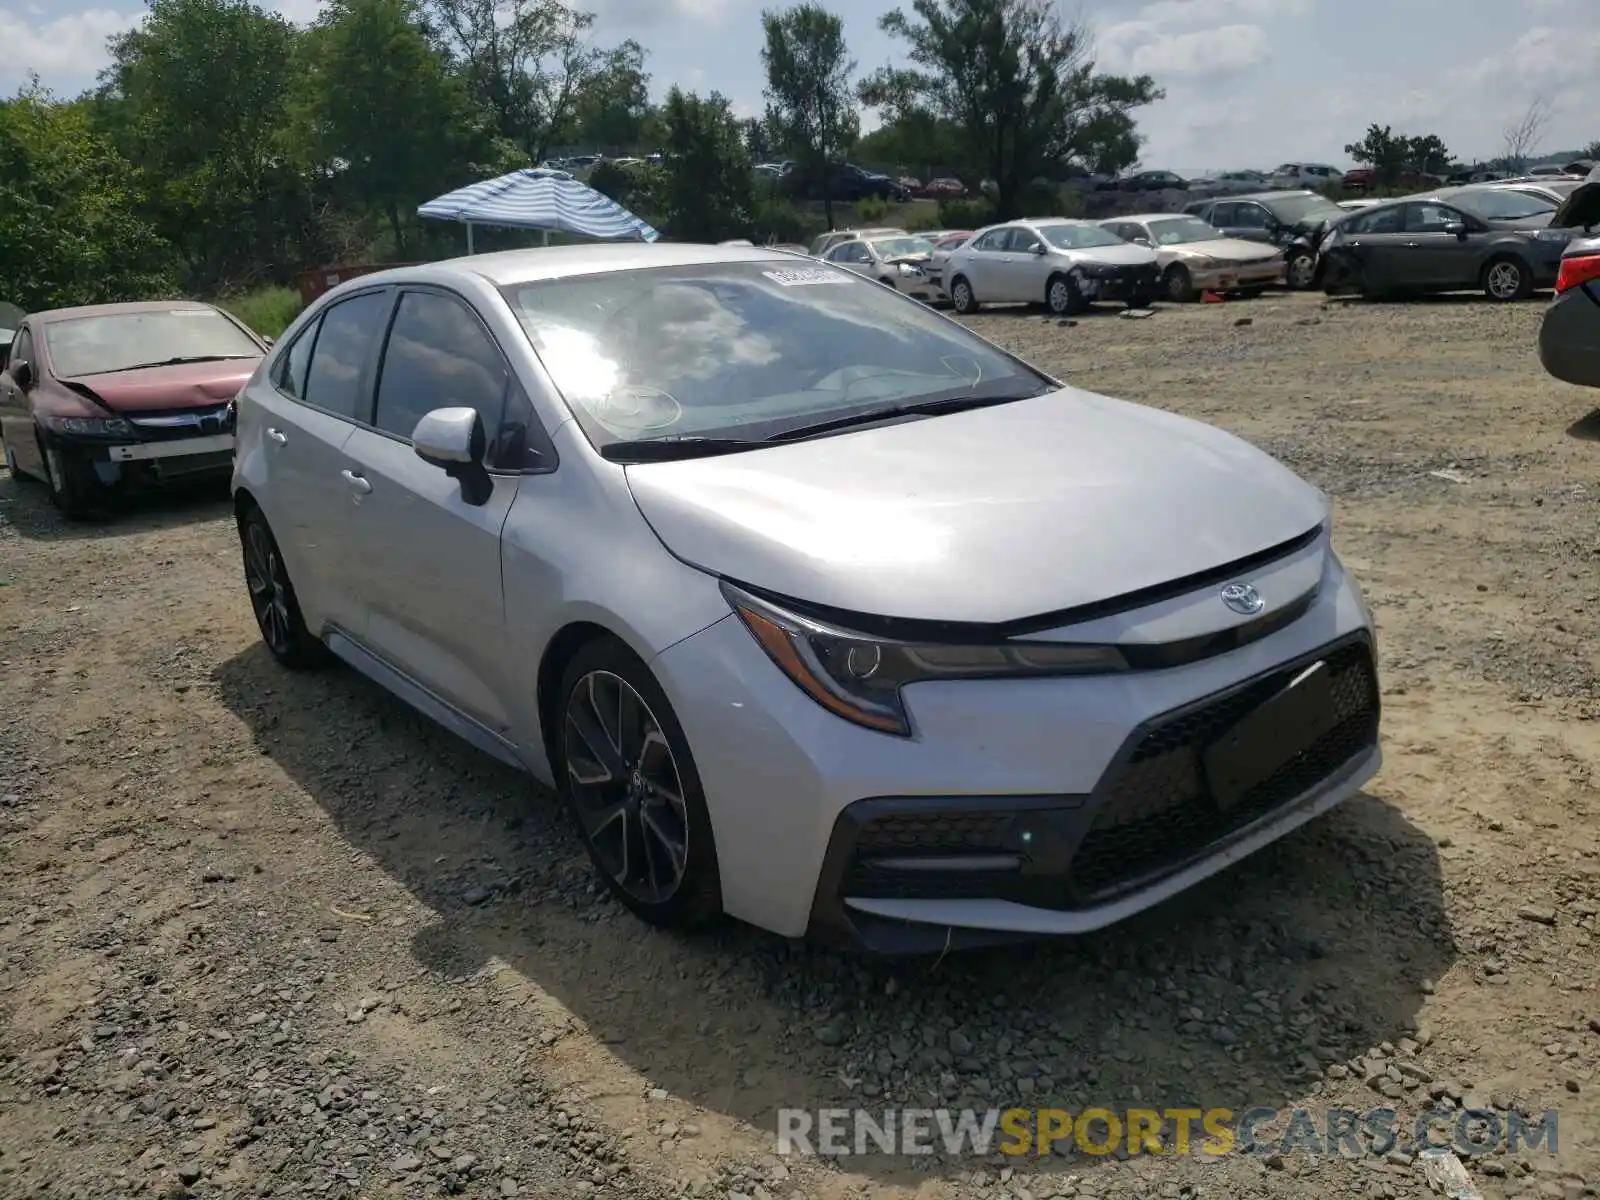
[0,300,268,517]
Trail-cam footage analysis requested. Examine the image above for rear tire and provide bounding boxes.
[950,275,979,315]
[1482,256,1531,302]
[1163,264,1195,303]
[556,636,723,931]
[238,504,330,670]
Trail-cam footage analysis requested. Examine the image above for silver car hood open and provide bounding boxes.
[623,388,1327,625]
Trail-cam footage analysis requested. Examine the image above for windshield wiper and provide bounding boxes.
[599,436,767,463]
[114,354,258,371]
[768,382,1052,442]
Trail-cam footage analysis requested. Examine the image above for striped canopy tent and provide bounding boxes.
[417,168,660,253]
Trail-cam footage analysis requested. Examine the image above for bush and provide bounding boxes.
[750,200,822,246]
[903,208,946,232]
[936,197,996,229]
[223,286,304,339]
[854,194,891,223]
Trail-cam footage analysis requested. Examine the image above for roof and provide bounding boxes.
[30,300,225,325]
[353,242,817,291]
[1104,213,1207,224]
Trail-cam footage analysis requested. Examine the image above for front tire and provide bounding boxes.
[950,275,979,315]
[39,435,110,519]
[1285,250,1317,290]
[1163,264,1195,303]
[238,505,329,669]
[556,636,722,930]
[1482,256,1530,302]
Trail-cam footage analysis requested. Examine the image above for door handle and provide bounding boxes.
[341,469,372,495]
[266,427,288,445]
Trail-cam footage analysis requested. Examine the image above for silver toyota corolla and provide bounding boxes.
[231,243,1381,952]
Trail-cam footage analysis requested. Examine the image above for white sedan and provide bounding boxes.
[822,234,948,304]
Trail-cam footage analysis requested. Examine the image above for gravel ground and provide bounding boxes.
[3,290,1600,1200]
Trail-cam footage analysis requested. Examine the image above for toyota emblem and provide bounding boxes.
[1220,582,1264,615]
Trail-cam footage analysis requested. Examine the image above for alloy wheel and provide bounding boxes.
[952,280,973,312]
[1485,262,1522,300]
[244,521,293,654]
[563,669,690,905]
[1048,279,1072,313]
[1287,253,1316,289]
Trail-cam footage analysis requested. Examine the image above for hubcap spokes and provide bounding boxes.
[1488,264,1518,297]
[244,525,291,651]
[564,670,689,904]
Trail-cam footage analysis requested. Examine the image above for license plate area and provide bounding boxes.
[1203,662,1339,811]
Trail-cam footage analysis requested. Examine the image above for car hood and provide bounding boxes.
[60,359,260,413]
[1063,243,1160,267]
[623,388,1327,624]
[1172,238,1282,263]
[1553,181,1600,230]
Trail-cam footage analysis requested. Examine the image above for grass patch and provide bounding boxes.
[220,285,304,339]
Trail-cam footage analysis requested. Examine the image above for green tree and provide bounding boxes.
[1344,124,1452,184]
[424,0,620,163]
[99,0,303,289]
[1583,140,1600,162]
[0,81,172,310]
[659,87,752,242]
[1405,133,1451,176]
[856,109,962,177]
[760,3,857,228]
[572,40,652,151]
[858,0,1159,220]
[297,0,479,254]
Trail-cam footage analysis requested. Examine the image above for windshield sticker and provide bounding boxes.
[762,267,848,287]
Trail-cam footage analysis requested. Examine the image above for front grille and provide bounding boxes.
[1070,639,1377,898]
[853,810,1014,854]
[126,404,232,441]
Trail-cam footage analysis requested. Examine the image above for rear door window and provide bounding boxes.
[1404,203,1464,234]
[301,291,392,420]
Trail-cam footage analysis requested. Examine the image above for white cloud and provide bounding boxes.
[1096,0,1299,80]
[1135,0,1309,26]
[0,6,141,91]
[1110,23,1269,76]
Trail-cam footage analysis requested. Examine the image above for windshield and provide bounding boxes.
[1145,217,1223,245]
[1038,223,1126,249]
[1263,194,1343,224]
[870,236,936,258]
[45,308,260,377]
[502,261,1049,447]
[1451,189,1556,221]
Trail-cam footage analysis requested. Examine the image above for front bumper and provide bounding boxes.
[652,546,1379,946]
[1078,263,1161,303]
[45,423,235,487]
[1190,259,1286,290]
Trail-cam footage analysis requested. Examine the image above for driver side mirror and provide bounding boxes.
[12,360,32,390]
[1132,237,1154,248]
[412,406,493,507]
[1030,243,1048,255]
[1443,222,1467,239]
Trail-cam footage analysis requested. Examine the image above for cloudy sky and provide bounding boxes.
[5,0,1598,171]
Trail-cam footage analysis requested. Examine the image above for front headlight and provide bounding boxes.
[39,414,135,437]
[722,582,1128,736]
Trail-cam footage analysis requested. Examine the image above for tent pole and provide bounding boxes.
[466,222,475,254]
